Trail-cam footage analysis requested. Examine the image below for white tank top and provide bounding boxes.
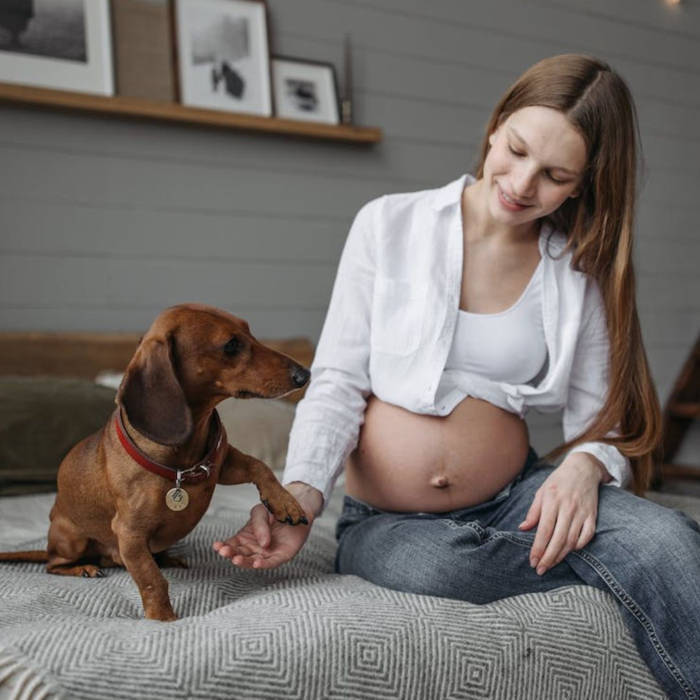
[445,257,547,385]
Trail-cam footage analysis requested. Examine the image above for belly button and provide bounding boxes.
[430,475,450,489]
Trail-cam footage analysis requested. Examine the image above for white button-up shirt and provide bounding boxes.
[283,173,631,510]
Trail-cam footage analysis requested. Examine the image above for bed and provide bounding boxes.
[1,332,698,699]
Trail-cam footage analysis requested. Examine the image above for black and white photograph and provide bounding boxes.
[0,0,113,94]
[272,56,340,124]
[175,0,272,117]
[0,0,85,61]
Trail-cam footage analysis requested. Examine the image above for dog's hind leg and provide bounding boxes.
[45,513,103,578]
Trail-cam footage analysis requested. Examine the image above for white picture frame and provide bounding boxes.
[272,56,340,125]
[0,0,114,96]
[175,0,272,117]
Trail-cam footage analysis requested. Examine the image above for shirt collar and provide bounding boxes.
[430,173,474,211]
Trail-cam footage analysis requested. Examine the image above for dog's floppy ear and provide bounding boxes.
[117,332,193,445]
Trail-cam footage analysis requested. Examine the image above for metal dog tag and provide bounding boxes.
[166,470,189,511]
[165,487,189,511]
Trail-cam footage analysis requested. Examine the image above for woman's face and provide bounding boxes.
[482,105,588,225]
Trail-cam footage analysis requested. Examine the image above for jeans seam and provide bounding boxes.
[572,547,696,699]
[462,521,487,539]
[492,531,696,699]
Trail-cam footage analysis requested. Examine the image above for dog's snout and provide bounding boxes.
[291,366,310,388]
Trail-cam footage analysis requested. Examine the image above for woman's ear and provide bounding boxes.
[488,113,508,147]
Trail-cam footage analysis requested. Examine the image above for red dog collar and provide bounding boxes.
[114,409,227,483]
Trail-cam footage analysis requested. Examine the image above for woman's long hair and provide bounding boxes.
[474,54,662,495]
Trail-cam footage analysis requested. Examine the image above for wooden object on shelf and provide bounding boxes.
[654,333,700,486]
[341,34,353,125]
[0,81,382,144]
[111,0,177,102]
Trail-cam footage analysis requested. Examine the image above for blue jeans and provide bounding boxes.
[335,447,700,699]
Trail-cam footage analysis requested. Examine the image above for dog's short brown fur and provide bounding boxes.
[0,304,310,621]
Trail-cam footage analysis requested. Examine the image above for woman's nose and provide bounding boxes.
[513,165,537,198]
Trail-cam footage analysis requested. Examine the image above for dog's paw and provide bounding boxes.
[146,607,178,622]
[80,565,105,578]
[262,494,309,526]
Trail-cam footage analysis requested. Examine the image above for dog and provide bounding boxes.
[0,304,310,621]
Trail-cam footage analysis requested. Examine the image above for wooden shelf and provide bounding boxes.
[0,82,382,144]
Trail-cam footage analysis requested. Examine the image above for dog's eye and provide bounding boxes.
[223,337,242,356]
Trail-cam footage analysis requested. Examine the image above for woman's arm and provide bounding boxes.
[562,275,631,487]
[519,275,631,576]
[213,199,381,568]
[282,197,381,513]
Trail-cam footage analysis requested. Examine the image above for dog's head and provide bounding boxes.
[116,304,310,445]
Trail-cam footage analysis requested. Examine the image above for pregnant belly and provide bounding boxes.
[345,394,530,512]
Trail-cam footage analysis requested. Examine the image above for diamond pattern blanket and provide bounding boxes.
[3,486,695,699]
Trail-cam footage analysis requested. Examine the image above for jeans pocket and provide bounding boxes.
[335,496,378,541]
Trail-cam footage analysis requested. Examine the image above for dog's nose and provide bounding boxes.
[291,366,310,388]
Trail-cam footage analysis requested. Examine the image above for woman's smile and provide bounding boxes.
[497,183,532,212]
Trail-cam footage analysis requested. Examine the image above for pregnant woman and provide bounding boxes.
[215,54,700,699]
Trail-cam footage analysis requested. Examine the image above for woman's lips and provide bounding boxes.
[497,185,530,212]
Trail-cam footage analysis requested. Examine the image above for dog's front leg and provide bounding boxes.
[218,446,308,525]
[112,516,177,621]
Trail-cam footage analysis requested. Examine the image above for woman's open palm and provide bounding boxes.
[213,502,313,569]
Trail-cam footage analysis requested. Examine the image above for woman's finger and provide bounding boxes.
[530,492,556,568]
[550,516,585,568]
[231,552,265,568]
[229,542,256,557]
[536,505,574,574]
[519,488,542,531]
[214,539,256,559]
[575,516,597,550]
[250,549,290,569]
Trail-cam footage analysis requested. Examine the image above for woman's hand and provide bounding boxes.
[213,482,323,570]
[518,453,609,576]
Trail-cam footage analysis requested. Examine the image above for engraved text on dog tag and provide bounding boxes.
[166,471,188,511]
[166,487,189,511]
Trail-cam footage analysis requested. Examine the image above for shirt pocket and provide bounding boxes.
[370,276,427,356]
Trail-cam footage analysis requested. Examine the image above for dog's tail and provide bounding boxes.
[0,550,48,562]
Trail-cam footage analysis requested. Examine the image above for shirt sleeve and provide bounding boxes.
[282,198,380,512]
[562,275,632,488]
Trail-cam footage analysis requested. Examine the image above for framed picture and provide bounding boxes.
[272,56,340,125]
[175,0,272,117]
[0,0,114,95]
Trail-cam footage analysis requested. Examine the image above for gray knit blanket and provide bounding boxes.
[3,486,694,699]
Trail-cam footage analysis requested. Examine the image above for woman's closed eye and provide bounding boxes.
[508,145,570,185]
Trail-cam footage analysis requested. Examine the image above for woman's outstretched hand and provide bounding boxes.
[213,482,323,570]
[518,453,610,576]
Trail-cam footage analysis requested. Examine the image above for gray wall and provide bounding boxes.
[1,0,699,468]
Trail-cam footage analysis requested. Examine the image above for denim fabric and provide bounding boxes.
[335,447,700,699]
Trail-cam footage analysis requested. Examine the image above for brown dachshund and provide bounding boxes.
[0,304,310,621]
